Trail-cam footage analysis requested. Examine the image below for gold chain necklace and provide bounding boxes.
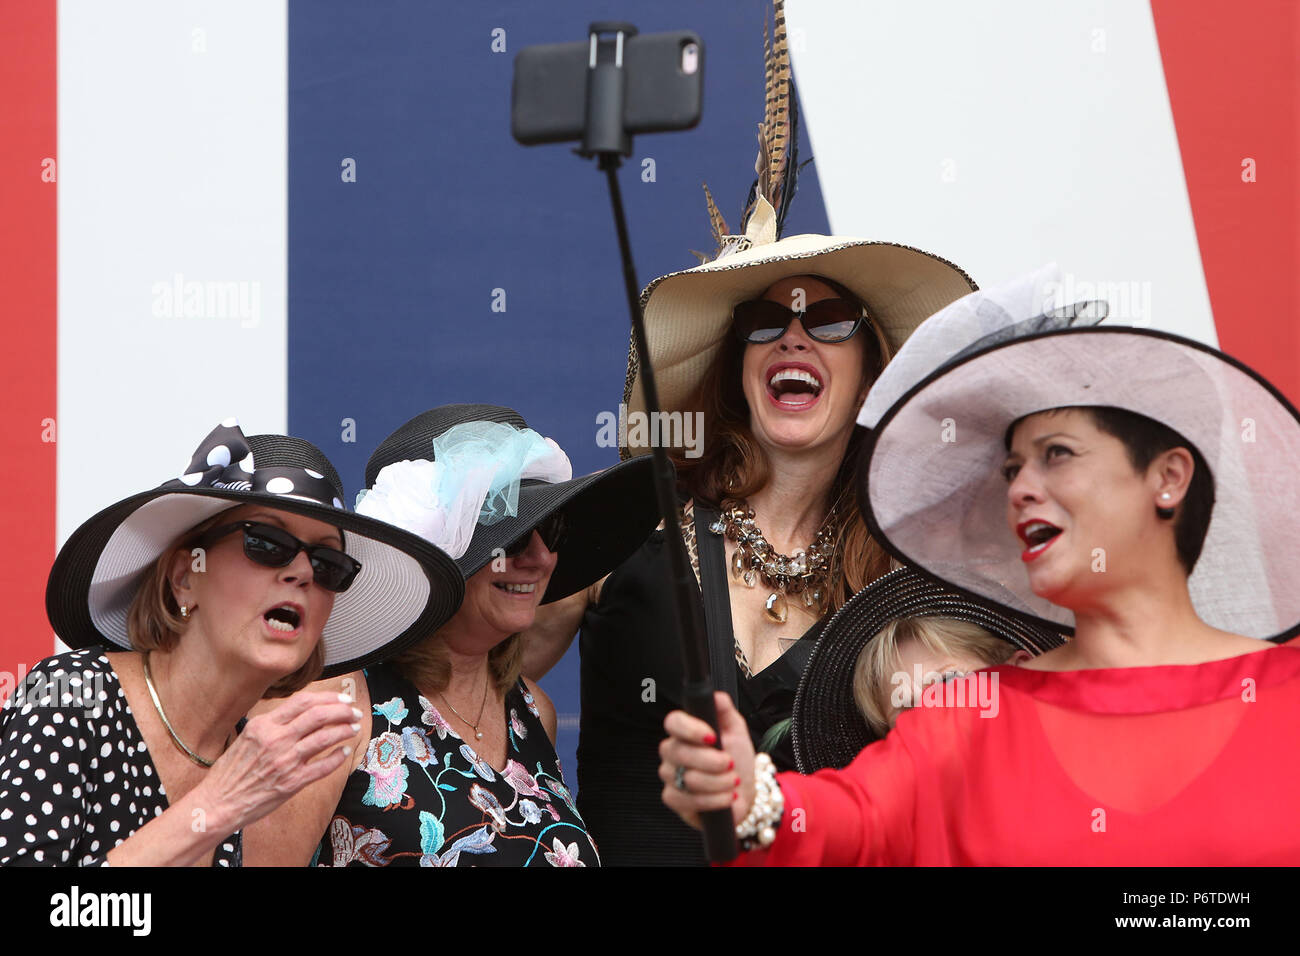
[439,677,490,740]
[710,498,838,623]
[142,652,226,768]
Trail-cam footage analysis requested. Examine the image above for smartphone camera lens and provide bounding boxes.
[681,41,699,74]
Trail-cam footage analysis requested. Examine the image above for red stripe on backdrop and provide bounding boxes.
[0,1,57,696]
[1152,0,1300,403]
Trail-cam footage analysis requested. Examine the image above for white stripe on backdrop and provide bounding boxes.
[785,0,1215,342]
[57,0,289,609]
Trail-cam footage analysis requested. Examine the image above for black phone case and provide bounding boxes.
[512,30,704,145]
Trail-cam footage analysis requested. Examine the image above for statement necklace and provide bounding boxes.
[711,498,838,623]
[142,652,225,768]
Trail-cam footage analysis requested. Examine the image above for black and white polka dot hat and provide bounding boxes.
[46,419,465,678]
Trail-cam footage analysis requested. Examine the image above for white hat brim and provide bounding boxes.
[49,488,465,677]
[863,328,1300,640]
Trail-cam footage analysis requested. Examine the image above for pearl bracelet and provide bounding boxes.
[735,752,784,850]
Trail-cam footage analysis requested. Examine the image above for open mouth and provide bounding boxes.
[1017,520,1062,561]
[263,604,302,633]
[493,582,537,595]
[766,366,823,408]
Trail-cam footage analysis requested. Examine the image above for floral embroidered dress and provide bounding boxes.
[317,662,598,867]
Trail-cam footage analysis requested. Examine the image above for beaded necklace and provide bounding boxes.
[710,498,838,623]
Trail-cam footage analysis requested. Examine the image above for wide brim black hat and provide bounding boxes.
[47,421,464,679]
[790,566,1065,774]
[364,404,659,603]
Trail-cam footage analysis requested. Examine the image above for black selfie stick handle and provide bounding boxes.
[600,156,736,863]
[582,22,737,863]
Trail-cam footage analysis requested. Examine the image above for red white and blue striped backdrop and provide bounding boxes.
[3,0,1296,781]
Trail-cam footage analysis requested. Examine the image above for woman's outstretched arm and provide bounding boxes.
[659,691,923,866]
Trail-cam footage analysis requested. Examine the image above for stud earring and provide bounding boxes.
[180,604,189,619]
[1160,492,1172,501]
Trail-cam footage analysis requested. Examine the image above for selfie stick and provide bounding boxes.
[577,22,737,863]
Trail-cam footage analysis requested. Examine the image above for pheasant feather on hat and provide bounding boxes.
[621,0,977,458]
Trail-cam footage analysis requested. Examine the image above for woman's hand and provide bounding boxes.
[196,689,360,831]
[104,689,360,867]
[659,691,756,830]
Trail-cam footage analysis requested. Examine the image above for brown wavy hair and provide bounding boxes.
[673,275,895,614]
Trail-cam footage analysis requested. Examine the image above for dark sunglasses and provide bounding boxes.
[502,512,568,558]
[731,296,867,345]
[198,521,362,593]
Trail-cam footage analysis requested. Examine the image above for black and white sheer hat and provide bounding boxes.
[357,404,659,603]
[46,419,465,677]
[856,263,1300,641]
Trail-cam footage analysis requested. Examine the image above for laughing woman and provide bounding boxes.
[0,421,460,866]
[523,2,978,865]
[524,177,975,863]
[244,406,656,866]
[659,268,1300,864]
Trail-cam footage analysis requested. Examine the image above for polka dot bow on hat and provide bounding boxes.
[164,418,345,509]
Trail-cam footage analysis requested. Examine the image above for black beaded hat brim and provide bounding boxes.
[46,485,465,679]
[790,566,1065,775]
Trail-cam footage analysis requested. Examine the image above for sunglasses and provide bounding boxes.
[502,512,568,558]
[198,521,362,593]
[731,297,867,345]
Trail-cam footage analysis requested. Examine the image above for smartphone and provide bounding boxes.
[512,30,704,145]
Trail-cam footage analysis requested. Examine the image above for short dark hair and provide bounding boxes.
[1005,406,1215,574]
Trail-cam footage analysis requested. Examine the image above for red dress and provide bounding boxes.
[737,644,1300,865]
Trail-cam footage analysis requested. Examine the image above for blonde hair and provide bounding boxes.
[392,632,524,697]
[852,616,1015,737]
[125,509,326,698]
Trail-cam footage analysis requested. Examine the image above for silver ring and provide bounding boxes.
[674,765,689,792]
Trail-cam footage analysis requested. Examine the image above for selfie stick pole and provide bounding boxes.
[578,22,737,862]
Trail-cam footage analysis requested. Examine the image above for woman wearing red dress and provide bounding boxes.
[658,265,1300,864]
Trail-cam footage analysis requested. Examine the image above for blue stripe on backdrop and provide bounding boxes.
[288,0,830,792]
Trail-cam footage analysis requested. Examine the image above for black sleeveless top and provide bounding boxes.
[577,519,823,867]
[317,662,598,867]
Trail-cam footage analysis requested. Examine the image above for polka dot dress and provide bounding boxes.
[0,648,240,867]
